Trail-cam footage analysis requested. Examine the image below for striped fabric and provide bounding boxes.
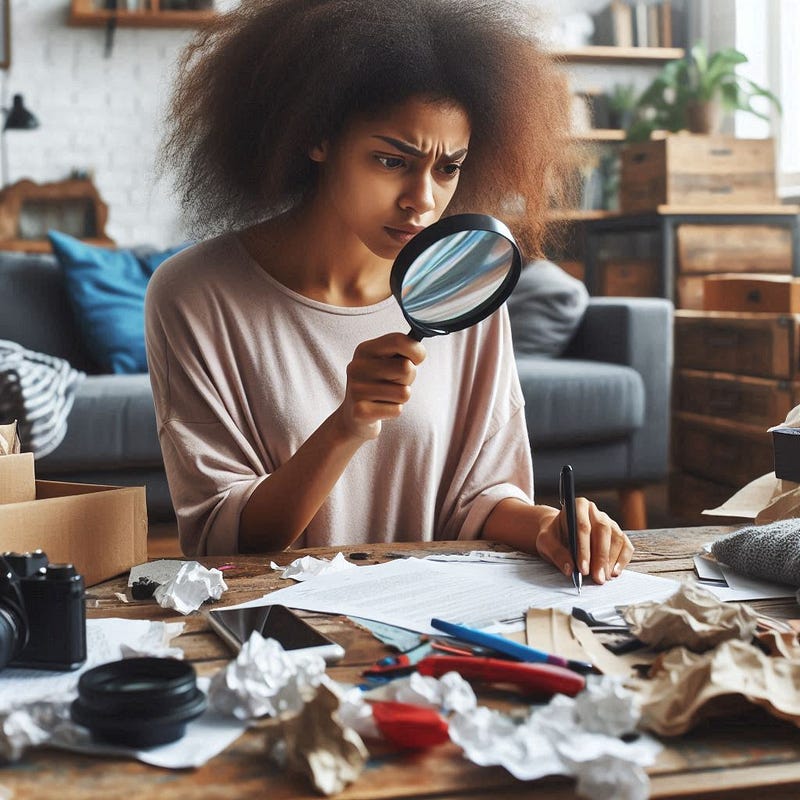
[0,340,85,458]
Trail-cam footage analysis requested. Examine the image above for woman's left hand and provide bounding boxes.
[534,498,633,584]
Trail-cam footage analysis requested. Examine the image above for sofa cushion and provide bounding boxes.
[517,357,644,447]
[36,373,162,471]
[507,260,589,358]
[48,231,187,374]
[0,250,97,371]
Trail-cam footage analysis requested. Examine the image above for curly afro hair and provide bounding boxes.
[161,0,578,257]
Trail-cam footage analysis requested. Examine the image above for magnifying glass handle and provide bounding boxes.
[407,328,424,342]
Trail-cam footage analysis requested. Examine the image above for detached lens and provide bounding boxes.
[71,657,207,747]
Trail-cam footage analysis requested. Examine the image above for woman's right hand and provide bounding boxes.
[335,333,427,441]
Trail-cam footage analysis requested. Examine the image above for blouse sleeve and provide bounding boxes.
[436,307,535,542]
[145,262,267,556]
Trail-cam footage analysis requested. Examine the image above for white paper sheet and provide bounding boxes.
[225,557,681,635]
[704,565,797,602]
[693,552,797,601]
[0,618,246,768]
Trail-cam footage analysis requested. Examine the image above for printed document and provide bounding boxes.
[232,557,681,634]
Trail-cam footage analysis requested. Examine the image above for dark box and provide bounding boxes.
[772,427,800,482]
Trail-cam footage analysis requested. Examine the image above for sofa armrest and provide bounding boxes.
[564,297,674,481]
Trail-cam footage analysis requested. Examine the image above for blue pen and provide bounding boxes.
[430,618,594,675]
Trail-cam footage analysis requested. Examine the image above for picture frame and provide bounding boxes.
[0,0,9,70]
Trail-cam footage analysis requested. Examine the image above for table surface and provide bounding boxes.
[4,525,800,800]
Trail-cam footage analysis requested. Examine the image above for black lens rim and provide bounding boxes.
[389,213,522,339]
[71,657,207,747]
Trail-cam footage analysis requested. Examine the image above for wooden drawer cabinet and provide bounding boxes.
[674,369,798,429]
[677,224,793,274]
[620,136,776,213]
[671,310,790,512]
[673,412,774,488]
[674,310,799,379]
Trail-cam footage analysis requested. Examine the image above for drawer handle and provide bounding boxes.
[709,186,733,194]
[710,148,733,156]
[632,153,648,164]
[746,290,762,303]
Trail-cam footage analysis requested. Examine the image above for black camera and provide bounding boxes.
[0,550,86,671]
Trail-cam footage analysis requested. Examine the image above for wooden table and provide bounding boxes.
[3,525,800,799]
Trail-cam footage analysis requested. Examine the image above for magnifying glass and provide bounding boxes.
[389,213,522,341]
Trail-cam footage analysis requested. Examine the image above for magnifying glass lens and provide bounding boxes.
[401,230,515,325]
[389,213,522,340]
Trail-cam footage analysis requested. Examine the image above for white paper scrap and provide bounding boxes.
[273,552,357,582]
[154,562,228,615]
[374,671,477,714]
[119,621,186,659]
[449,678,660,800]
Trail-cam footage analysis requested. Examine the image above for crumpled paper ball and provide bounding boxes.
[636,638,800,736]
[208,632,326,720]
[622,582,758,651]
[264,682,368,796]
[153,561,227,615]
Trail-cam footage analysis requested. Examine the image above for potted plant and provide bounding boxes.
[607,83,638,131]
[626,42,782,141]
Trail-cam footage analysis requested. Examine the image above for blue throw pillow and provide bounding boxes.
[48,231,189,374]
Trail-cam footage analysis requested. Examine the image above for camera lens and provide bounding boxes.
[0,608,24,668]
[0,556,29,670]
[71,657,207,747]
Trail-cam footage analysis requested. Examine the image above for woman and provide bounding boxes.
[148,0,633,584]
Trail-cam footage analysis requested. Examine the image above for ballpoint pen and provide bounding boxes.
[430,617,594,674]
[560,464,582,594]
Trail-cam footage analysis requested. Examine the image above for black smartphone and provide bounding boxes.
[206,604,345,663]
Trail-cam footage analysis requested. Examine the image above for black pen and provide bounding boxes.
[559,464,581,594]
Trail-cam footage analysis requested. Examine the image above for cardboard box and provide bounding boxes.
[0,453,36,505]
[703,273,800,314]
[0,479,148,586]
[620,135,776,213]
[772,427,800,482]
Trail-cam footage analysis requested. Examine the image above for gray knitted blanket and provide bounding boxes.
[0,339,85,458]
[711,520,800,588]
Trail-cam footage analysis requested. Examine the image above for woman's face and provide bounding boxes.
[310,96,471,261]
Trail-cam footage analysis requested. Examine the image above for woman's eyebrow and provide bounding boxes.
[372,135,468,161]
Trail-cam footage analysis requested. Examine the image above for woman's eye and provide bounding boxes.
[376,155,405,169]
[440,163,462,177]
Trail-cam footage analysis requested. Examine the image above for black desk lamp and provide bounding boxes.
[1,93,40,187]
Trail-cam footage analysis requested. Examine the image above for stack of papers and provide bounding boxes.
[231,555,682,634]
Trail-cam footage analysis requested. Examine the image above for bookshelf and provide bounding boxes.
[574,129,627,142]
[555,46,684,64]
[69,0,216,28]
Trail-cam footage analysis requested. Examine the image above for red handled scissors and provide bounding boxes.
[417,655,586,697]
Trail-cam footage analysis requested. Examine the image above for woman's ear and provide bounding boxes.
[309,141,329,163]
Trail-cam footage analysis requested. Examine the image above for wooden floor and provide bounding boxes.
[147,478,724,559]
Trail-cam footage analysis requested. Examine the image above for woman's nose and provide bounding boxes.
[399,173,436,215]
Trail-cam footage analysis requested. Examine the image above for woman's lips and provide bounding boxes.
[385,226,423,245]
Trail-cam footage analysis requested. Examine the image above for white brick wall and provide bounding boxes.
[5,0,203,247]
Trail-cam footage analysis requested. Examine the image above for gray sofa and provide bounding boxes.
[0,250,172,520]
[512,296,673,527]
[0,250,671,529]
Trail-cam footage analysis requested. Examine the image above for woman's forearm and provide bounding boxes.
[481,497,560,553]
[238,410,366,552]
